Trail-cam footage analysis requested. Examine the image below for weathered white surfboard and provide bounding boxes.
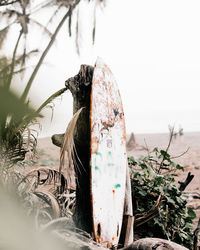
[90,57,127,248]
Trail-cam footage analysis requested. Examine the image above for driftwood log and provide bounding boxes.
[66,64,94,233]
[178,172,194,191]
[52,64,94,233]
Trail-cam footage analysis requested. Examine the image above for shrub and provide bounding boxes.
[129,147,196,248]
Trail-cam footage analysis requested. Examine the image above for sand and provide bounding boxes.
[37,132,200,227]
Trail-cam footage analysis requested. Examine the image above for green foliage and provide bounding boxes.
[0,0,103,166]
[0,86,39,167]
[0,53,67,167]
[129,148,195,248]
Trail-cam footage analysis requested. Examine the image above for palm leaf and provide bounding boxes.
[0,25,10,49]
[30,18,53,38]
[23,167,75,219]
[23,166,71,192]
[0,87,35,121]
[41,217,101,250]
[34,189,60,220]
[41,217,74,232]
[45,5,62,28]
[60,108,83,188]
[92,4,96,44]
[68,7,72,36]
[36,87,67,114]
[20,2,79,102]
[0,1,19,7]
[75,7,80,55]
[30,0,55,15]
[0,50,39,75]
[0,87,40,165]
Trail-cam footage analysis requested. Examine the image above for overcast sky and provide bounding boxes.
[9,0,200,137]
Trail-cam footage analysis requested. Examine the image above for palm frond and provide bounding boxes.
[0,87,36,122]
[45,5,62,28]
[34,189,60,220]
[68,6,72,36]
[0,87,67,166]
[10,64,33,75]
[0,124,38,166]
[0,87,40,166]
[6,29,23,89]
[41,217,101,250]
[18,48,39,65]
[60,108,83,188]
[19,0,30,9]
[24,166,70,192]
[54,0,74,8]
[36,87,67,114]
[2,8,19,18]
[22,128,37,157]
[75,7,80,55]
[0,0,19,7]
[30,17,53,38]
[21,2,78,102]
[21,35,27,66]
[17,13,28,34]
[0,50,39,74]
[92,3,96,44]
[57,190,75,217]
[41,217,74,232]
[22,167,75,218]
[0,25,10,49]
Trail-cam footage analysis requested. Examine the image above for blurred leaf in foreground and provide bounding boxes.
[0,86,35,121]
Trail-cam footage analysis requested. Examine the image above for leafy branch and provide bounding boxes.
[129,143,196,248]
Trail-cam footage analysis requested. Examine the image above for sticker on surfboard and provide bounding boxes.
[90,57,127,248]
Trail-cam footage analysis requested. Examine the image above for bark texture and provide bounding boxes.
[52,64,94,232]
[52,65,94,233]
[65,64,94,233]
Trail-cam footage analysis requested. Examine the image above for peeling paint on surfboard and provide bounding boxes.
[90,57,127,248]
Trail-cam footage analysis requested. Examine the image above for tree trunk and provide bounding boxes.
[64,64,94,233]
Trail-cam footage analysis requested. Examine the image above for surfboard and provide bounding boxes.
[90,57,127,248]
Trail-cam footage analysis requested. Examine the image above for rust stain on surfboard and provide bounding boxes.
[90,57,127,248]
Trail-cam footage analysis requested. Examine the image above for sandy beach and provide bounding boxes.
[37,132,200,227]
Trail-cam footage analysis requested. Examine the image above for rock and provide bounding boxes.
[122,238,189,250]
[51,133,64,148]
[127,133,136,150]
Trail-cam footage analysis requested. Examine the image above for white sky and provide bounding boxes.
[7,0,200,136]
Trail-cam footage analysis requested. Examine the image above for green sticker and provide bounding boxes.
[114,184,121,188]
